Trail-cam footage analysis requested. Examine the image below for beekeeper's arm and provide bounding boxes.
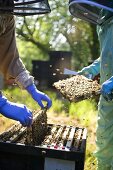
[2,15,51,109]
[78,58,100,79]
[0,15,51,126]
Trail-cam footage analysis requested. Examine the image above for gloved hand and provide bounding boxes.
[0,95,32,126]
[78,65,99,79]
[26,84,52,109]
[78,68,93,79]
[78,59,100,79]
[101,76,113,101]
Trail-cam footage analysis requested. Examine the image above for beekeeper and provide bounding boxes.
[69,0,113,169]
[0,0,52,127]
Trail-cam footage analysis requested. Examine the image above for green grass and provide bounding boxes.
[0,87,98,170]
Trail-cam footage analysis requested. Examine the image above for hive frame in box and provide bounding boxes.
[0,124,87,170]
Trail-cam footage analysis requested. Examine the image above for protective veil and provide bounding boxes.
[0,0,51,16]
[69,0,113,25]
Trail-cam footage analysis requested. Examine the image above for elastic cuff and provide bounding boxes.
[80,67,96,79]
[78,68,90,76]
[26,84,36,94]
[15,71,34,89]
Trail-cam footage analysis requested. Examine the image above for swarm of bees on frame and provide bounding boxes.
[53,75,101,103]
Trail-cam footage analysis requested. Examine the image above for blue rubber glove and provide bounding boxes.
[101,76,113,101]
[26,84,52,109]
[0,95,32,126]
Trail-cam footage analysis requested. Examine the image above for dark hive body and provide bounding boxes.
[0,109,87,170]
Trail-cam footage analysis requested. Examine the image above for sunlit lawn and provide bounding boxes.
[0,86,98,170]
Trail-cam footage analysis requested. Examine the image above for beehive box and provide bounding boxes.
[0,110,87,170]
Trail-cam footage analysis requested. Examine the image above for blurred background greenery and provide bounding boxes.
[16,0,99,72]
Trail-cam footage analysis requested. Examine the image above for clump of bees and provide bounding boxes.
[26,109,47,145]
[53,75,101,102]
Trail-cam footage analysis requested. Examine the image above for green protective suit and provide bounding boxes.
[94,12,113,170]
[75,2,113,169]
[79,5,113,169]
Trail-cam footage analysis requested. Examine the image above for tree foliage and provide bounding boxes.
[16,0,99,71]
